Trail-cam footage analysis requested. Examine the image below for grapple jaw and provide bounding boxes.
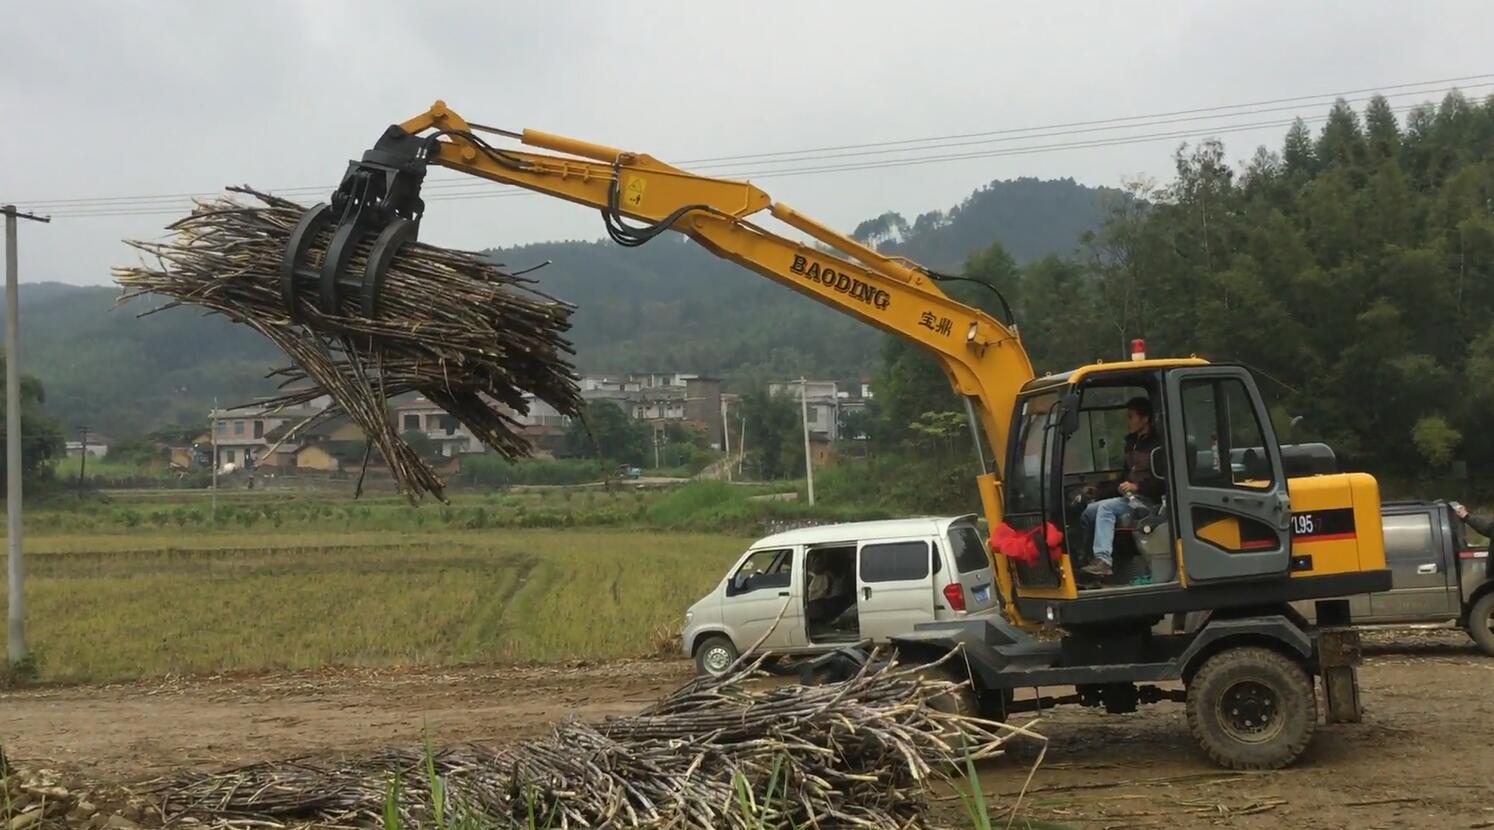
[280,126,434,321]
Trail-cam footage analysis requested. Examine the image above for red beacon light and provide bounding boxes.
[1131,338,1147,361]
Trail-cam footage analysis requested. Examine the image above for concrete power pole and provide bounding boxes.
[4,204,49,669]
[77,425,90,490]
[210,398,218,524]
[799,378,815,506]
[720,398,731,482]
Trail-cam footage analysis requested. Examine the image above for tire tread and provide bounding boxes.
[1185,646,1316,770]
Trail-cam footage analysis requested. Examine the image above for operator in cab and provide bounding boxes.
[1079,397,1164,579]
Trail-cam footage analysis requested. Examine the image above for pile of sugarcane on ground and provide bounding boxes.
[113,187,583,501]
[149,653,1030,829]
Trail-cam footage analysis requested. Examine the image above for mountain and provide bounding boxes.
[6,284,283,436]
[15,176,1114,436]
[486,177,1117,380]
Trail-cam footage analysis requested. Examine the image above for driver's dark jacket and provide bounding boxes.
[1125,428,1165,501]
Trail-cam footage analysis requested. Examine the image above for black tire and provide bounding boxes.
[1468,593,1494,657]
[693,635,739,678]
[1185,647,1317,770]
[922,664,979,718]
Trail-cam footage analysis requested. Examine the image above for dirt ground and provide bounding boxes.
[2,631,1490,829]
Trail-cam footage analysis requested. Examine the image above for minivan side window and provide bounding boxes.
[729,548,792,595]
[861,541,930,583]
[950,525,991,573]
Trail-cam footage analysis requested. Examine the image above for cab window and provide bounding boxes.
[1382,514,1435,562]
[1007,392,1058,514]
[1064,386,1149,473]
[1180,378,1276,490]
[728,548,792,595]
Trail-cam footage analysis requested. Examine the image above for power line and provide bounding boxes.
[25,72,1489,210]
[678,73,1494,166]
[22,77,1486,217]
[42,99,1430,219]
[698,83,1491,173]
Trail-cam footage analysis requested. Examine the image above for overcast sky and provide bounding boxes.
[2,0,1490,287]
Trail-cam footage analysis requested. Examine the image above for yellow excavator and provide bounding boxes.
[287,101,1391,769]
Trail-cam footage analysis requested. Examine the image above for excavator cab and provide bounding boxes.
[997,358,1388,627]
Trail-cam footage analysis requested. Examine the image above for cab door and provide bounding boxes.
[1165,367,1292,583]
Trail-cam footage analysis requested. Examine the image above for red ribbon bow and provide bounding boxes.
[990,521,1065,565]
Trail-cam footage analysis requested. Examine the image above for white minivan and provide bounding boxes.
[681,515,1000,676]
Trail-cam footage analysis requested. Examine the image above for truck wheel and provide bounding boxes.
[1185,647,1317,770]
[922,664,979,718]
[1468,593,1494,657]
[694,635,739,677]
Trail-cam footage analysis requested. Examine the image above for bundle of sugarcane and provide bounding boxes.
[150,652,1033,829]
[112,187,581,501]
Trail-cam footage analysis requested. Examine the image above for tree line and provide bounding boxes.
[857,90,1494,485]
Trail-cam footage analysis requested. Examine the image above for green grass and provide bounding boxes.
[0,478,920,683]
[645,480,894,531]
[0,526,746,683]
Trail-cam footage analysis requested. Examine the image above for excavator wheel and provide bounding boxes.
[1184,646,1317,770]
[920,663,980,719]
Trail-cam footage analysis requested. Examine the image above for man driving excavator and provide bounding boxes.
[1079,396,1164,579]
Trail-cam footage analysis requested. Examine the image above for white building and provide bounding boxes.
[210,404,324,468]
[394,397,483,456]
[768,379,841,442]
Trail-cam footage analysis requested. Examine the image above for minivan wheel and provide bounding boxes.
[1468,593,1494,657]
[694,635,739,677]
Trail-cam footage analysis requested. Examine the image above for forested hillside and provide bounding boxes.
[9,284,282,435]
[870,90,1494,480]
[484,177,1115,379]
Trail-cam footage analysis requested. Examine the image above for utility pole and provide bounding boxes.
[5,204,49,669]
[799,377,815,506]
[720,398,732,482]
[210,398,218,524]
[737,416,747,477]
[76,425,90,490]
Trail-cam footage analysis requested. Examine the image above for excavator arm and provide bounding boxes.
[290,100,1038,610]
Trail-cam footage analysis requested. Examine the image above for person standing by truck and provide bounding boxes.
[1451,501,1493,537]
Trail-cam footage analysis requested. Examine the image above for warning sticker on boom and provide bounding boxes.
[623,176,646,208]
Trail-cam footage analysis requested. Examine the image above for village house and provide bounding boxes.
[393,396,484,457]
[767,379,842,442]
[209,404,324,469]
[262,415,368,472]
[65,434,111,459]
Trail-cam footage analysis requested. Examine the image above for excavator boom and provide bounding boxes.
[288,100,1037,609]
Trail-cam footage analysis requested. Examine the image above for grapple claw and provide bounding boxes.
[278,125,433,321]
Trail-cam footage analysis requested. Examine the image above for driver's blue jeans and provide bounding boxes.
[1081,497,1131,566]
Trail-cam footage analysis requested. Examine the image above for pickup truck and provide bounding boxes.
[1176,500,1493,654]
